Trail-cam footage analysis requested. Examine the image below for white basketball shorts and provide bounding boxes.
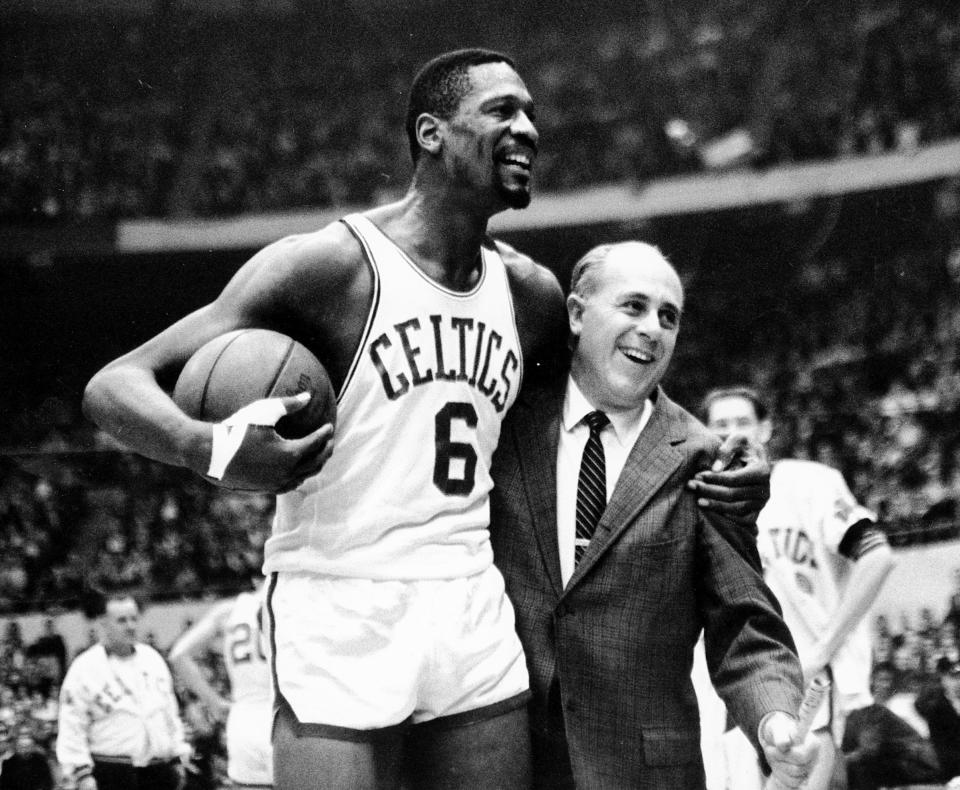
[266,565,530,732]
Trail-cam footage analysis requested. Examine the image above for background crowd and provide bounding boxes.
[6,178,960,611]
[2,0,959,222]
[3,0,960,786]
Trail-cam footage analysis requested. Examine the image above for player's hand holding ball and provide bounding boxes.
[173,329,337,493]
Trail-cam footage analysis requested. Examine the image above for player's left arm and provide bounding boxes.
[804,519,895,679]
[688,430,771,528]
[168,601,233,721]
[496,240,568,384]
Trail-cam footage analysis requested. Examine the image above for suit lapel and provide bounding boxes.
[511,386,565,595]
[565,390,687,589]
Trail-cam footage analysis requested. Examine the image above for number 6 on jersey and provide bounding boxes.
[434,402,478,495]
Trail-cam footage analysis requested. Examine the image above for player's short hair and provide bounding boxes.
[700,386,769,423]
[406,48,515,163]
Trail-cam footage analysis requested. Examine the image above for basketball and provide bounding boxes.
[173,329,336,438]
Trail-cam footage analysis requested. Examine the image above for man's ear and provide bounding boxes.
[758,418,773,446]
[566,292,585,338]
[416,113,443,157]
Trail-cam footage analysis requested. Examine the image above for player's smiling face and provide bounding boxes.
[569,245,682,415]
[443,62,539,210]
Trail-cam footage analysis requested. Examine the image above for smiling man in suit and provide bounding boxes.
[489,240,817,789]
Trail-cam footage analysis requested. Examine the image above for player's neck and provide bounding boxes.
[376,192,490,290]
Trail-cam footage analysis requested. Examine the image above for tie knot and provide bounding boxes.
[584,410,609,434]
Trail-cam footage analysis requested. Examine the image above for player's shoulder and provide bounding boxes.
[135,642,169,666]
[66,644,104,672]
[231,590,258,614]
[773,458,844,485]
[221,218,373,322]
[254,219,366,282]
[489,237,566,371]
[490,237,562,300]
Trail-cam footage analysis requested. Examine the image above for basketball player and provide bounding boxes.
[83,49,769,789]
[699,387,896,790]
[169,581,272,788]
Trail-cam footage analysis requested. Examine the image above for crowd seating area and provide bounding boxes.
[2,177,960,611]
[2,0,959,222]
[0,454,271,614]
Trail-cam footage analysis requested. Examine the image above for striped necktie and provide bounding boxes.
[574,410,609,565]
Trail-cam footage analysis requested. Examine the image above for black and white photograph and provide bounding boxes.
[2,1,960,788]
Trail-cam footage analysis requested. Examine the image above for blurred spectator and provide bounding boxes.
[841,662,941,790]
[28,618,67,685]
[945,567,960,642]
[0,727,54,790]
[915,656,960,782]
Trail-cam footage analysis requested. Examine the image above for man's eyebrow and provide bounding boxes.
[621,290,683,318]
[481,94,535,112]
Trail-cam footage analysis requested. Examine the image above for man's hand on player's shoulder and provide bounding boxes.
[688,430,770,527]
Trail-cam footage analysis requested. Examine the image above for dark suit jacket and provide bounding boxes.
[490,383,802,789]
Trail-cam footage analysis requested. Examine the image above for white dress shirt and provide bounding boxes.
[556,376,652,586]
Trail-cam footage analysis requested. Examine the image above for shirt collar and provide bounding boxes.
[562,375,653,447]
[103,642,137,659]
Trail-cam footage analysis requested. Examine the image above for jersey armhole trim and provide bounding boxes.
[337,216,382,404]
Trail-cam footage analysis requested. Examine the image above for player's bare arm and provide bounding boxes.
[496,239,567,377]
[82,222,374,492]
[169,600,233,720]
[804,530,895,677]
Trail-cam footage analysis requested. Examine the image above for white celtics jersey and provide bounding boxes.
[264,214,523,580]
[223,590,271,706]
[757,459,876,702]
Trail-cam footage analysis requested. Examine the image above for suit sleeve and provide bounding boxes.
[695,507,803,757]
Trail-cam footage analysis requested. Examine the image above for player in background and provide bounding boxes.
[698,387,896,790]
[169,580,272,788]
[83,48,770,789]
